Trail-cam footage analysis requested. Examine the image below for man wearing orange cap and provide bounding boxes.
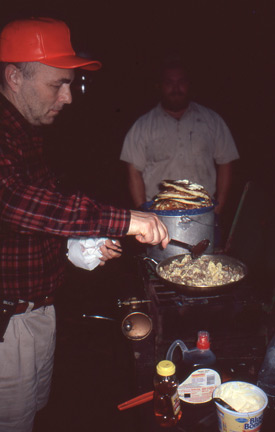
[0,17,168,431]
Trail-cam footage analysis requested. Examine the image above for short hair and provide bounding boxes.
[0,61,37,87]
[158,55,191,84]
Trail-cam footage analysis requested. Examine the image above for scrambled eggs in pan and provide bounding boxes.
[159,255,245,287]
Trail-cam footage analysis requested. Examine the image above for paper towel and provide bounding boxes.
[67,237,108,271]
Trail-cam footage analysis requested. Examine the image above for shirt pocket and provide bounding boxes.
[190,124,214,159]
[146,134,171,163]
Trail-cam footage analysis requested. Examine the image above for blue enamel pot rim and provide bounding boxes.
[141,201,215,216]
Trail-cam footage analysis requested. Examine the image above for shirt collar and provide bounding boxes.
[0,92,42,136]
[158,101,194,120]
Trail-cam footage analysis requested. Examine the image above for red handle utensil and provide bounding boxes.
[117,390,154,411]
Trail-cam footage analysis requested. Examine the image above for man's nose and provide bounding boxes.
[59,86,73,105]
[172,82,180,92]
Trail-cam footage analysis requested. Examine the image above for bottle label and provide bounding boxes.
[171,391,181,415]
[178,368,221,404]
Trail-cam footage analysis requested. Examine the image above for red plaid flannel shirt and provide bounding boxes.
[0,94,130,300]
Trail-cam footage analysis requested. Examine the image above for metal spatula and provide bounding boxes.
[169,238,210,259]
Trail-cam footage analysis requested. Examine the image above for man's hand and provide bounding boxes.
[127,210,169,248]
[99,239,123,266]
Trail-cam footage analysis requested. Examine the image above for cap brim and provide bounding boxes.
[39,55,102,71]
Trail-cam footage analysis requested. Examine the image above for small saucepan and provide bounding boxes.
[144,254,248,296]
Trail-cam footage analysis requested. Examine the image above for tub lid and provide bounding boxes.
[141,201,215,216]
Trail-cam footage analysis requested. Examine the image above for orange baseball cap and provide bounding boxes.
[0,17,102,71]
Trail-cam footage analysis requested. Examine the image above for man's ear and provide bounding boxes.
[4,64,22,92]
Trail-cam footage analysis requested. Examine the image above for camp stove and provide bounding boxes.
[124,255,272,395]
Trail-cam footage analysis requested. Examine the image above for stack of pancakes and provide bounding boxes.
[150,179,213,210]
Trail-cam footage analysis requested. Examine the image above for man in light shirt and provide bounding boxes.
[120,58,239,216]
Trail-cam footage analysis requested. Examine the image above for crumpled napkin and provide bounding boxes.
[67,237,108,271]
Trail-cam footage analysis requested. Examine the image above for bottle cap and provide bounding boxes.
[156,360,176,376]
[196,330,210,349]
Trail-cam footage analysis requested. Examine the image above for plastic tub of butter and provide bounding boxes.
[213,381,268,432]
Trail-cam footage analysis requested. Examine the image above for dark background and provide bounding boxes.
[1,2,275,431]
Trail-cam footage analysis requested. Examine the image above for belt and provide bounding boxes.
[14,296,55,315]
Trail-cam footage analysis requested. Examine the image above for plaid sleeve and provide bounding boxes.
[0,141,130,239]
[1,186,130,237]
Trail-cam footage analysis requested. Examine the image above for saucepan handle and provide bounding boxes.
[179,216,214,228]
[143,256,158,270]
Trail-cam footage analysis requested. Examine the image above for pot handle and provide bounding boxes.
[179,216,214,228]
[166,339,188,362]
[143,256,158,271]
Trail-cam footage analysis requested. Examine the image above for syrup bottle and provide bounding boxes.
[181,330,216,374]
[153,360,182,427]
[166,331,220,405]
[177,331,219,405]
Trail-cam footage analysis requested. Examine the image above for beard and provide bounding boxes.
[161,92,190,112]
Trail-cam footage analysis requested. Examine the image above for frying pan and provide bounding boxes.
[144,254,248,296]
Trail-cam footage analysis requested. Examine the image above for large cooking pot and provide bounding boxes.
[144,254,248,296]
[142,201,215,261]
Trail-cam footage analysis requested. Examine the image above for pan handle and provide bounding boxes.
[82,314,116,321]
[143,256,158,268]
